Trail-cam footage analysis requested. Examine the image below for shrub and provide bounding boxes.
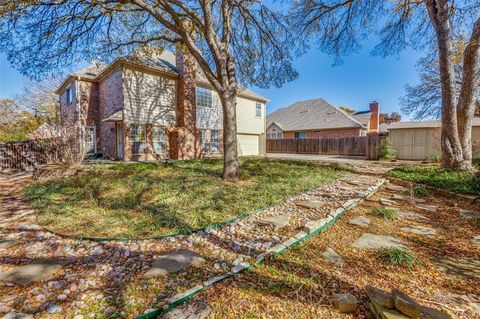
[380,139,397,161]
[412,187,429,198]
[372,207,398,219]
[378,247,416,268]
[425,154,441,162]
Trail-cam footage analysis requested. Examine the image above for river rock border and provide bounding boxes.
[137,178,387,319]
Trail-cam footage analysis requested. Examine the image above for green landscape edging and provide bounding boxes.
[135,179,385,319]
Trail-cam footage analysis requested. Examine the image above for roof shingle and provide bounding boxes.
[267,98,365,131]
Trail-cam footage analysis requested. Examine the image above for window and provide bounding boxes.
[276,133,283,139]
[130,124,147,154]
[211,129,220,153]
[66,85,73,105]
[153,126,167,154]
[196,86,213,108]
[200,129,208,153]
[294,131,306,139]
[255,102,262,117]
[84,126,96,154]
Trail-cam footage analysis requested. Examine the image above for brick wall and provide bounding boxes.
[59,79,77,126]
[170,43,200,159]
[99,68,124,159]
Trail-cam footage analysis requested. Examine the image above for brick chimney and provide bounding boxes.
[169,42,200,159]
[369,101,380,132]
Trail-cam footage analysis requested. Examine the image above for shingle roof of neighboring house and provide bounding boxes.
[73,61,107,79]
[388,118,480,129]
[351,110,372,126]
[56,50,267,102]
[267,98,365,131]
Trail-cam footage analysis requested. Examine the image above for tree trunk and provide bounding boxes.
[219,90,240,182]
[426,0,466,170]
[457,18,480,170]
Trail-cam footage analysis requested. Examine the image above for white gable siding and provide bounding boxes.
[267,123,283,138]
[123,67,176,126]
[236,97,265,134]
[195,90,265,135]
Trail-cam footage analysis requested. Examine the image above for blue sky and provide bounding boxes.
[0,36,423,118]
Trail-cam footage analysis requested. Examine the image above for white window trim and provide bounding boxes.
[130,123,147,154]
[255,102,262,118]
[66,85,73,105]
[196,86,213,109]
[152,125,167,154]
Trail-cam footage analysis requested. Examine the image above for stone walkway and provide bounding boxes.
[0,171,385,318]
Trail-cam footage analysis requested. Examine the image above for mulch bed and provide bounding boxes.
[200,183,480,319]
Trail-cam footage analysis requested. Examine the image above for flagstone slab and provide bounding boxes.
[349,216,370,228]
[401,225,437,236]
[380,198,395,206]
[415,204,437,213]
[295,200,325,209]
[474,236,480,246]
[352,233,404,250]
[144,250,205,277]
[0,240,18,249]
[162,299,212,319]
[391,194,409,201]
[322,248,344,266]
[397,211,430,222]
[432,257,480,280]
[254,212,291,230]
[460,210,480,220]
[386,185,407,192]
[0,262,63,286]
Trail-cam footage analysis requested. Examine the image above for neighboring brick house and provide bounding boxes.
[56,48,267,161]
[266,99,380,139]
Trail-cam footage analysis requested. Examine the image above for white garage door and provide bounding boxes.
[237,134,259,156]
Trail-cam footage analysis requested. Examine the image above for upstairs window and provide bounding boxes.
[130,124,147,154]
[255,102,262,117]
[294,131,306,139]
[196,86,213,108]
[66,85,73,105]
[153,126,167,154]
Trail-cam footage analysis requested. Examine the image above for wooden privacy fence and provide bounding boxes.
[0,140,58,171]
[266,133,387,159]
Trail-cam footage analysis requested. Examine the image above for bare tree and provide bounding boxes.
[0,0,299,181]
[293,0,480,170]
[402,53,480,120]
[379,112,401,124]
[16,77,61,123]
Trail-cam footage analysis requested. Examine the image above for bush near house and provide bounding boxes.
[389,163,480,196]
[24,158,349,238]
[379,138,397,161]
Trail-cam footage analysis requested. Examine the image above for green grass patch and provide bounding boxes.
[389,164,480,196]
[372,207,398,219]
[25,158,347,238]
[412,186,429,198]
[378,247,416,268]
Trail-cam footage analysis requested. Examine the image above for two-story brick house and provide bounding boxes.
[56,47,267,161]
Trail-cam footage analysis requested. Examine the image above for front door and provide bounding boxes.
[85,126,96,155]
[116,123,124,160]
